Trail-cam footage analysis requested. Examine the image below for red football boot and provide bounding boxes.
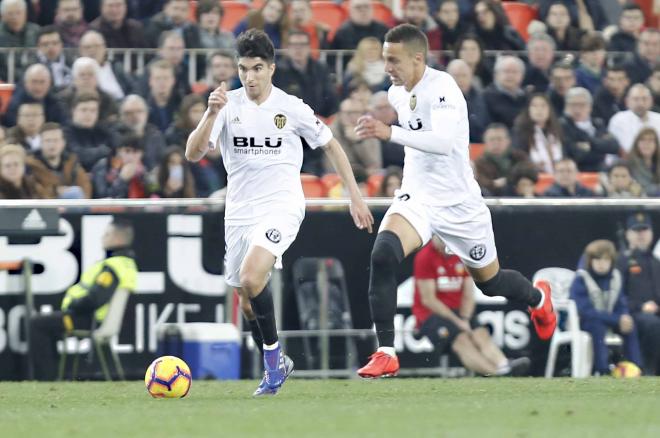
[357,351,400,378]
[529,280,557,340]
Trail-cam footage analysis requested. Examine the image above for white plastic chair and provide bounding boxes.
[58,289,130,381]
[533,268,593,378]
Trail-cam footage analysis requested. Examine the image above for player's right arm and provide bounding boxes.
[185,83,227,162]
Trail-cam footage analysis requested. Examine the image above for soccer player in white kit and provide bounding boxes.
[354,24,557,378]
[185,30,374,395]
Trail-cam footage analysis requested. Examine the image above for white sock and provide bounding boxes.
[263,341,279,351]
[534,289,545,309]
[377,346,396,357]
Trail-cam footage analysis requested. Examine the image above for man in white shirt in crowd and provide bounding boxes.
[608,84,660,153]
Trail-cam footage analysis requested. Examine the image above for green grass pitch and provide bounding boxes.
[1,378,659,438]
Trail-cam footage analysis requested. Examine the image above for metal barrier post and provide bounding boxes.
[318,260,330,378]
[23,258,34,380]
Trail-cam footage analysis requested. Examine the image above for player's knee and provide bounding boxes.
[475,270,503,297]
[370,231,404,269]
[239,271,264,296]
[451,332,469,352]
[239,296,255,320]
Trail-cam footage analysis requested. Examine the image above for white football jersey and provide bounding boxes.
[209,86,333,224]
[389,67,481,206]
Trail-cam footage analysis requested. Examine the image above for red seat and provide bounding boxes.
[301,174,327,197]
[221,1,250,32]
[501,2,538,41]
[0,83,15,115]
[578,172,601,192]
[367,173,384,196]
[321,173,341,192]
[469,143,485,162]
[188,0,197,22]
[535,173,554,194]
[191,81,209,95]
[311,1,347,41]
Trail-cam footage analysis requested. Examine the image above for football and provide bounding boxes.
[611,361,642,378]
[145,356,192,398]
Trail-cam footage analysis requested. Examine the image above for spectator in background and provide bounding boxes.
[625,29,660,86]
[538,0,608,31]
[273,30,338,118]
[368,91,403,169]
[413,236,530,376]
[0,144,53,199]
[593,66,630,124]
[145,0,200,49]
[561,87,620,172]
[435,0,467,52]
[544,158,596,197]
[145,60,181,133]
[152,31,192,98]
[289,0,329,53]
[196,0,235,50]
[377,165,403,198]
[609,84,660,154]
[627,128,660,196]
[344,37,390,94]
[64,92,115,172]
[90,0,146,48]
[33,26,72,91]
[328,164,370,198]
[165,94,206,147]
[92,133,149,198]
[455,34,492,90]
[547,61,576,116]
[324,98,381,174]
[29,122,91,198]
[54,0,89,47]
[448,59,490,143]
[0,0,40,51]
[148,146,195,198]
[575,33,607,95]
[648,66,660,111]
[618,212,660,375]
[484,56,527,129]
[571,239,642,376]
[7,102,45,152]
[78,30,135,100]
[344,77,373,108]
[473,0,525,51]
[234,0,289,49]
[545,1,584,51]
[202,51,239,98]
[608,3,645,53]
[523,33,556,93]
[513,94,564,174]
[119,94,166,170]
[475,123,529,196]
[506,162,539,197]
[3,64,64,127]
[331,0,389,54]
[399,0,442,53]
[603,162,644,198]
[57,57,118,126]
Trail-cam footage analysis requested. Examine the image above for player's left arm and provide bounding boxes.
[323,138,374,233]
[459,277,476,320]
[355,78,463,155]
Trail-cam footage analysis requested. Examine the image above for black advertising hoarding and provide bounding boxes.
[0,203,654,379]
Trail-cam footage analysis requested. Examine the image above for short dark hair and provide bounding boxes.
[72,92,99,107]
[37,25,61,43]
[580,32,606,52]
[287,29,310,43]
[606,64,628,76]
[236,29,275,63]
[116,133,143,151]
[608,161,631,175]
[484,122,509,134]
[109,218,135,247]
[207,49,235,65]
[621,3,643,14]
[385,24,428,60]
[550,60,574,74]
[197,0,222,21]
[40,122,62,134]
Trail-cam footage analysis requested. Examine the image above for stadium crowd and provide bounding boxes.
[0,0,657,200]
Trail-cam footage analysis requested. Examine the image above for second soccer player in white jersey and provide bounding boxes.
[355,24,557,378]
[185,30,374,395]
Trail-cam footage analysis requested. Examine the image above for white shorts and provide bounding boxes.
[224,214,303,287]
[383,190,497,268]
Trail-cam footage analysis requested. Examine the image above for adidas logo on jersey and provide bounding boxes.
[231,116,241,124]
[22,209,46,230]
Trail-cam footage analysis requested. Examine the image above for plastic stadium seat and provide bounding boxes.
[341,1,395,26]
[221,1,250,32]
[191,81,209,95]
[0,83,15,115]
[301,174,327,197]
[535,172,554,194]
[367,173,384,196]
[311,1,347,41]
[501,2,538,41]
[469,143,485,162]
[578,172,600,192]
[321,173,341,192]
